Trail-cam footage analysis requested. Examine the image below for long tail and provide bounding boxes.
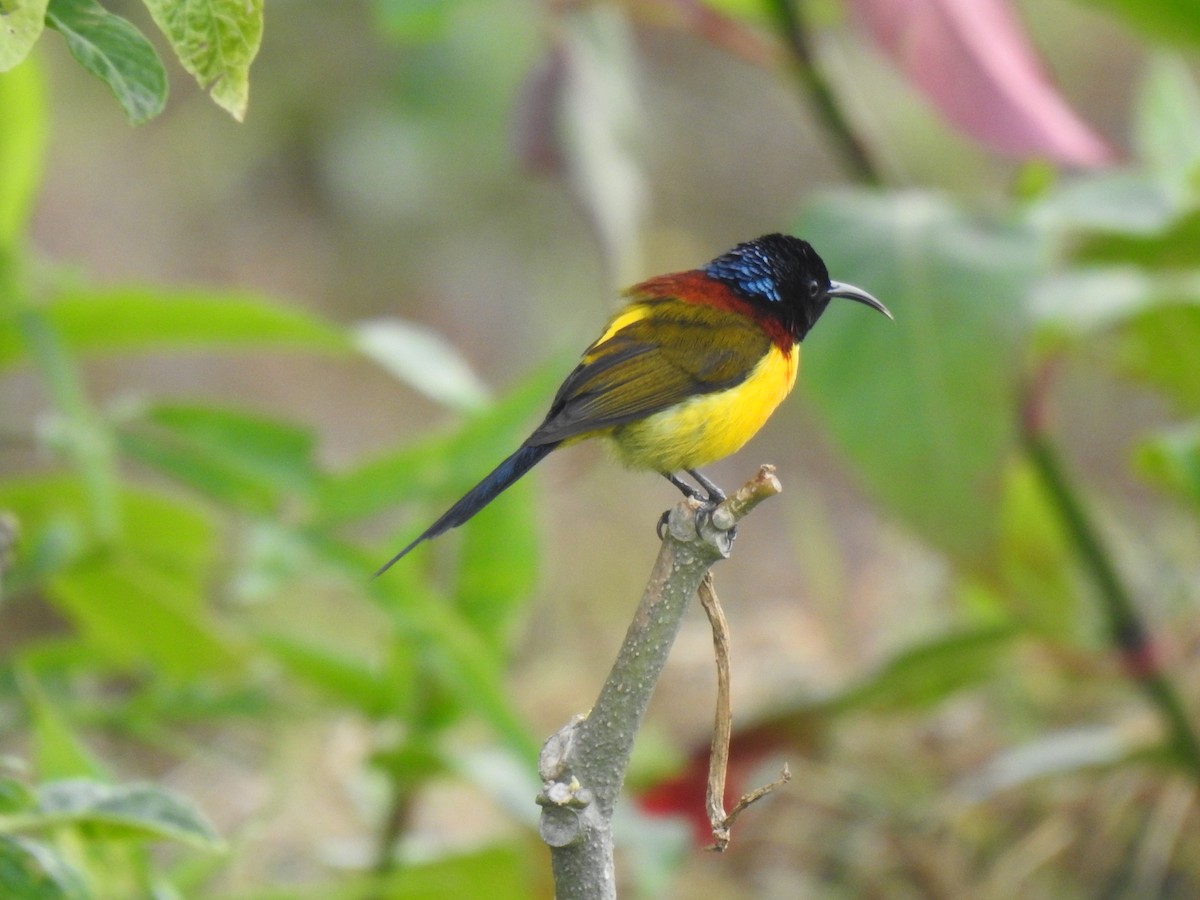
[373,441,558,577]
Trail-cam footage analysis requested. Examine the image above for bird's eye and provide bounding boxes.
[808,281,821,299]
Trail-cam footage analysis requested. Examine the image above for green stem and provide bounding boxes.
[764,0,881,185]
[371,776,415,878]
[1,249,120,541]
[1023,426,1200,778]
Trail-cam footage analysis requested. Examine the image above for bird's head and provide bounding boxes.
[703,233,891,341]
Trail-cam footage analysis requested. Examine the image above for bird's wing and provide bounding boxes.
[528,298,773,445]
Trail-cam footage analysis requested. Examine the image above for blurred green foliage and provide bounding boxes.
[0,15,546,885]
[1,0,1199,897]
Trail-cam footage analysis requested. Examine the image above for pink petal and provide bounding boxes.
[849,0,1115,167]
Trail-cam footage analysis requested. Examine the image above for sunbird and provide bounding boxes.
[376,234,890,576]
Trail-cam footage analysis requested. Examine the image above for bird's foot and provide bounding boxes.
[659,470,735,548]
[658,501,737,548]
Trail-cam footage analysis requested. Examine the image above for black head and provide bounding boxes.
[703,233,891,340]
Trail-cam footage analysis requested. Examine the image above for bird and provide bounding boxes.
[375,233,890,577]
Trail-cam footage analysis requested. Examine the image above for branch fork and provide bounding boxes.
[539,466,786,896]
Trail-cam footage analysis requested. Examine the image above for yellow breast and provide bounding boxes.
[608,343,799,473]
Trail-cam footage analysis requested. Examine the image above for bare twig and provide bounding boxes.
[698,574,733,842]
[720,764,792,835]
[698,574,791,851]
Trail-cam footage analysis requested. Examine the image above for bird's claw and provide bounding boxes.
[658,500,737,547]
[659,470,737,546]
[656,510,671,541]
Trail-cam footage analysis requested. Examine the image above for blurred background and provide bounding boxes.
[2,0,1199,896]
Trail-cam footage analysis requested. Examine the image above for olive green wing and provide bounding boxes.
[528,299,771,446]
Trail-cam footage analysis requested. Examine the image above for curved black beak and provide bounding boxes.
[829,281,893,320]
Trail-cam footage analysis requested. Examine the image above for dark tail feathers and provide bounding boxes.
[373,441,557,577]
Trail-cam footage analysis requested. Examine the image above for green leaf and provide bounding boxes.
[354,319,490,413]
[256,632,395,715]
[0,834,88,900]
[17,307,121,540]
[0,56,45,250]
[0,779,35,815]
[1073,209,1200,269]
[317,359,561,524]
[19,672,106,780]
[223,520,309,600]
[248,842,534,899]
[116,403,317,513]
[454,479,538,648]
[50,554,241,680]
[1029,171,1178,237]
[992,461,1078,637]
[1117,297,1200,412]
[117,428,280,514]
[315,538,539,762]
[0,476,238,678]
[1135,53,1200,188]
[29,779,221,849]
[799,192,1037,563]
[0,477,216,579]
[0,287,349,368]
[1032,265,1200,410]
[1136,424,1200,508]
[46,0,167,125]
[371,738,447,787]
[141,0,262,120]
[0,0,47,71]
[138,680,274,722]
[691,0,771,26]
[1075,0,1200,49]
[373,0,456,41]
[382,578,537,760]
[405,641,533,759]
[825,625,1018,714]
[371,843,531,900]
[1029,267,1167,334]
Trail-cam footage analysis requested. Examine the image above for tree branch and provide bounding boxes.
[537,466,782,897]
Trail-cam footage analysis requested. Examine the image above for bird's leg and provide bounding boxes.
[687,469,726,503]
[664,472,704,500]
